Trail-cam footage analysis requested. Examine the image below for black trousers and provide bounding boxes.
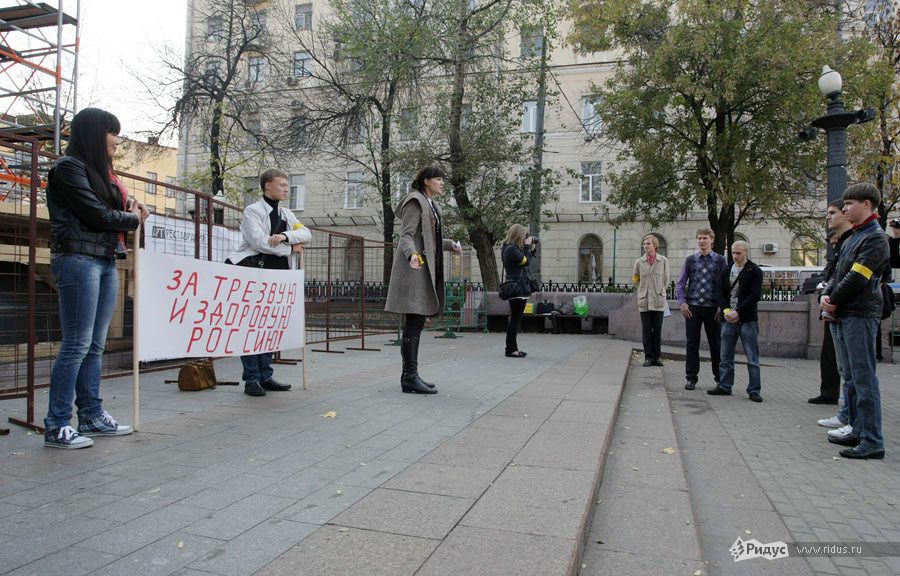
[819,321,840,400]
[403,314,426,340]
[506,299,527,354]
[685,305,721,384]
[640,310,664,362]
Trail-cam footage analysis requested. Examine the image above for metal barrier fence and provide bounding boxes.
[537,280,803,302]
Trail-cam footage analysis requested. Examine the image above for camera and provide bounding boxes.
[890,218,900,229]
[530,236,539,244]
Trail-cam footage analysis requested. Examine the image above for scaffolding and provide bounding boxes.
[0,0,78,203]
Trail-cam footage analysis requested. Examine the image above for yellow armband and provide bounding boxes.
[632,274,640,283]
[723,308,731,314]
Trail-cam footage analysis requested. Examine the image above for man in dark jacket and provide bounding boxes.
[708,241,764,402]
[820,183,888,460]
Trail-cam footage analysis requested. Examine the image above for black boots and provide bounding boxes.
[400,335,437,394]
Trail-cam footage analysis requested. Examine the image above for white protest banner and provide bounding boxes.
[143,213,242,263]
[138,250,304,361]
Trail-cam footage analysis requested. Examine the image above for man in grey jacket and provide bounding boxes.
[227,168,311,396]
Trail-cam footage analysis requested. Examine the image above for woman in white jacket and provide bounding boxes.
[633,234,669,367]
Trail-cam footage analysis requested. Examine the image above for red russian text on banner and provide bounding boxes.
[137,250,304,362]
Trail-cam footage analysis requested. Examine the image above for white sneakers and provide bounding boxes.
[828,424,853,439]
[817,416,844,428]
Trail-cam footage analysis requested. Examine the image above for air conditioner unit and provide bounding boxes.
[763,242,778,254]
[286,76,297,86]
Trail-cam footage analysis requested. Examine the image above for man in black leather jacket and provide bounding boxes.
[820,183,888,460]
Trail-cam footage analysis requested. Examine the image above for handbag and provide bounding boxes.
[499,280,518,300]
[881,282,895,320]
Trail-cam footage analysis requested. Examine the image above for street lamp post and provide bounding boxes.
[799,65,876,256]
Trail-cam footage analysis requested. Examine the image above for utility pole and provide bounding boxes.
[529,30,548,281]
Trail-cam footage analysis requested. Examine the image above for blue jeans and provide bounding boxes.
[831,323,850,424]
[834,317,883,450]
[45,253,119,430]
[718,321,761,394]
[241,353,273,384]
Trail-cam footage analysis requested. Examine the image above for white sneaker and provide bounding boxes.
[828,424,853,439]
[817,416,844,428]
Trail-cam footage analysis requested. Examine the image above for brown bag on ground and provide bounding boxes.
[177,360,217,391]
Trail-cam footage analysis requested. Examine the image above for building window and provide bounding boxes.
[791,235,820,266]
[207,16,223,41]
[399,108,417,141]
[249,56,265,83]
[165,208,175,217]
[244,177,258,207]
[344,238,363,281]
[349,114,367,144]
[165,176,176,198]
[580,161,601,202]
[289,174,305,210]
[204,63,221,90]
[250,10,267,34]
[520,26,543,58]
[395,174,411,201]
[578,235,603,284]
[295,4,312,30]
[293,52,312,77]
[145,172,157,195]
[345,172,365,209]
[582,96,602,138]
[521,100,537,133]
[246,116,261,148]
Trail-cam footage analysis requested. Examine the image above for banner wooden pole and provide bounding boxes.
[301,250,307,390]
[132,228,141,431]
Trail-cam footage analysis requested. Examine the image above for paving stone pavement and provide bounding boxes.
[0,332,630,576]
[2,333,899,576]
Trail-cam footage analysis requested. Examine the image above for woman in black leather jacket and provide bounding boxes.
[501,224,536,358]
[43,108,148,449]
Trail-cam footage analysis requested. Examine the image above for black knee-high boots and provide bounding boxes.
[400,335,436,394]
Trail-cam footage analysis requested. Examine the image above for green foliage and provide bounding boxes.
[569,0,852,252]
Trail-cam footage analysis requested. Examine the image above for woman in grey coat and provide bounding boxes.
[385,165,463,394]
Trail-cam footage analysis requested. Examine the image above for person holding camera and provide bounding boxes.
[633,234,669,367]
[500,224,537,358]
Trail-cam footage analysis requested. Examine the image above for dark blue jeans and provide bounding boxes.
[718,321,761,394]
[834,317,883,450]
[45,253,118,430]
[831,323,850,425]
[241,353,274,384]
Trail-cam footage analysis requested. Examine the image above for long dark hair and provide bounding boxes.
[411,164,445,193]
[65,108,122,209]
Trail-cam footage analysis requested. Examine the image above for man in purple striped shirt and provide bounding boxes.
[676,228,728,390]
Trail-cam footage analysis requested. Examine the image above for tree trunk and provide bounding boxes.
[210,98,224,198]
[380,87,397,284]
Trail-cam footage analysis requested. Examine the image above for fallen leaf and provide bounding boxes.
[695,571,703,576]
[11,452,22,455]
[359,462,367,466]
[661,448,676,455]
[338,527,351,532]
[595,539,604,544]
[795,425,802,428]
[686,520,691,525]
[321,411,337,418]
[177,541,184,549]
[26,432,32,436]
[149,487,161,494]
[632,467,639,471]
[833,457,840,460]
[523,414,528,418]
[745,530,751,535]
[642,442,649,446]
[624,426,630,430]
[346,444,352,448]
[671,410,678,414]
[336,489,343,495]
